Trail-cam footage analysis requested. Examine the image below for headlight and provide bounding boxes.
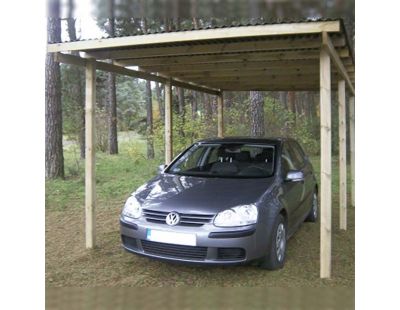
[214,204,258,227]
[122,196,142,220]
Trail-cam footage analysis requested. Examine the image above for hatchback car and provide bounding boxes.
[120,137,318,269]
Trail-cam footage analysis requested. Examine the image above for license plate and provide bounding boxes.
[146,229,196,246]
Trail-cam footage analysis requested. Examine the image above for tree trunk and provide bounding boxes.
[178,88,185,115]
[45,0,64,179]
[155,83,164,120]
[145,80,154,159]
[250,91,265,137]
[67,3,85,159]
[287,91,296,124]
[191,92,198,120]
[143,18,154,159]
[107,0,118,154]
[279,91,288,109]
[108,72,118,154]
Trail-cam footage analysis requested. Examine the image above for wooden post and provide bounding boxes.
[85,59,96,249]
[338,80,347,230]
[217,92,224,137]
[349,96,355,207]
[320,47,332,278]
[165,80,173,164]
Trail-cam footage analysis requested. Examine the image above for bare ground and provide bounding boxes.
[45,200,354,287]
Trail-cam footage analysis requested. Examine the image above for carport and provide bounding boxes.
[47,19,355,279]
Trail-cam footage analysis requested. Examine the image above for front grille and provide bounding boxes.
[141,240,208,260]
[142,209,214,227]
[121,235,138,250]
[217,248,246,260]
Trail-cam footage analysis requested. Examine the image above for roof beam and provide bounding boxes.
[186,72,352,83]
[47,21,341,53]
[156,59,318,72]
[85,36,345,60]
[116,48,350,67]
[142,57,353,73]
[322,32,355,95]
[54,53,220,95]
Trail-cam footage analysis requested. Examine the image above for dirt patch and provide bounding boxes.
[46,203,354,287]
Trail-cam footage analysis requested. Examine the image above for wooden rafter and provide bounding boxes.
[54,53,220,96]
[116,48,350,67]
[322,32,355,94]
[83,37,346,61]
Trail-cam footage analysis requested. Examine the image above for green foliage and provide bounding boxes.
[263,97,319,155]
[46,136,160,210]
[61,64,84,143]
[116,75,147,132]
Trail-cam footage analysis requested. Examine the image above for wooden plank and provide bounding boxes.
[338,80,347,230]
[54,52,86,66]
[85,59,96,249]
[320,48,332,279]
[219,86,319,91]
[169,64,354,78]
[85,36,346,60]
[139,55,353,70]
[165,80,173,164]
[322,32,355,95]
[171,79,220,96]
[153,59,320,73]
[47,21,341,53]
[55,53,219,96]
[349,96,355,207]
[116,48,350,67]
[186,72,349,83]
[96,61,165,83]
[217,93,224,137]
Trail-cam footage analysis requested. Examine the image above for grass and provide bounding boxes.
[45,133,354,287]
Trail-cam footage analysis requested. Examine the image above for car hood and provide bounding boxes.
[134,174,275,214]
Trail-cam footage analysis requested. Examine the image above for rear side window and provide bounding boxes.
[289,141,306,169]
[281,143,296,175]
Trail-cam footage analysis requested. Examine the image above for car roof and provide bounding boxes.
[197,136,289,145]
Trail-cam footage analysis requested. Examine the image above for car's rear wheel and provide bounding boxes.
[259,214,286,270]
[305,191,318,222]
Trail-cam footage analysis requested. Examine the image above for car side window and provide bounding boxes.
[281,143,296,176]
[288,141,305,169]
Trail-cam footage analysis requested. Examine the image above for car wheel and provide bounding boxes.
[259,214,287,270]
[305,191,318,222]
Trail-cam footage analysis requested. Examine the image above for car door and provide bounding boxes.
[280,142,305,233]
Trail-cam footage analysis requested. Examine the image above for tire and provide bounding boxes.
[305,191,318,222]
[259,214,287,270]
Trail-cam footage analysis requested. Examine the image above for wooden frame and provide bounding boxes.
[85,59,96,249]
[320,47,332,279]
[322,32,355,95]
[47,20,355,280]
[54,53,220,96]
[338,80,347,230]
[47,21,341,53]
[350,96,355,207]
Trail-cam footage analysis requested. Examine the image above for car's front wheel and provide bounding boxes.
[259,214,287,270]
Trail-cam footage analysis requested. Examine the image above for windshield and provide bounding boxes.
[166,143,276,178]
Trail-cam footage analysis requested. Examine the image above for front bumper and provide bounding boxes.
[120,217,271,265]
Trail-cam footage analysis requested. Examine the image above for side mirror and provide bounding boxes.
[285,170,304,182]
[157,164,167,174]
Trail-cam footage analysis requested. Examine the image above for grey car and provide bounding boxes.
[120,137,318,269]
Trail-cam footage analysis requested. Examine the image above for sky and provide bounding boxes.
[61,0,105,41]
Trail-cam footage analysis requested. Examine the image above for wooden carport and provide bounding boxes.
[47,19,355,279]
